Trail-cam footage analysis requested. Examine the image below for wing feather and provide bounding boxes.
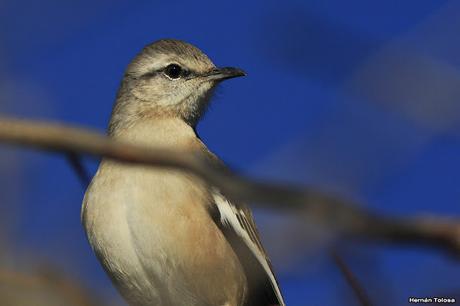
[212,190,285,306]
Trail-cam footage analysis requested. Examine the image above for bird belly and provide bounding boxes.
[82,162,247,306]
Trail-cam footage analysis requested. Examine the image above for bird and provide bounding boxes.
[81,39,285,306]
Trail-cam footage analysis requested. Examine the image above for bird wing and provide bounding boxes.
[212,189,285,306]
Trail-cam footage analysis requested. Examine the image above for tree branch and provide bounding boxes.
[0,118,459,257]
[332,250,373,306]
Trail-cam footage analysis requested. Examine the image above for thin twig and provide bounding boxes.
[332,250,373,306]
[65,153,91,188]
[0,118,459,258]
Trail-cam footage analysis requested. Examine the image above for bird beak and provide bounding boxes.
[204,67,246,81]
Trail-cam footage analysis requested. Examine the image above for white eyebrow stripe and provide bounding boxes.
[137,52,195,75]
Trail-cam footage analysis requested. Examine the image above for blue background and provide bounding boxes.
[0,1,459,305]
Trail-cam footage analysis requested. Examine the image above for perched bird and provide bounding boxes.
[82,39,285,306]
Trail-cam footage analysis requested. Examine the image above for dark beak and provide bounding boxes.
[204,67,246,81]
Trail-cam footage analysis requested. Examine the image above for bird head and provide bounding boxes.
[109,39,245,133]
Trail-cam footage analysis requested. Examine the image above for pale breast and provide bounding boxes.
[82,160,247,306]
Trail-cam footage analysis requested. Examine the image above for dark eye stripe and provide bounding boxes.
[140,67,195,80]
[139,71,159,79]
[182,69,191,78]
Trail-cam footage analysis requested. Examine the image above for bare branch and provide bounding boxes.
[332,250,373,306]
[65,153,91,188]
[0,118,459,257]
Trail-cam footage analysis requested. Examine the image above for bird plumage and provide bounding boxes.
[82,39,285,306]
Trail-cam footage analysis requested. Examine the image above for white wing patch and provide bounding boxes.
[213,190,285,306]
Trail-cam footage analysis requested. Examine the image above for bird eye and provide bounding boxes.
[164,64,183,79]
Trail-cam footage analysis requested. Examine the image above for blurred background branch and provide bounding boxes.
[331,250,372,306]
[0,265,108,306]
[0,117,459,260]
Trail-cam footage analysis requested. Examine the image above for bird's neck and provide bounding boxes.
[110,117,200,150]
